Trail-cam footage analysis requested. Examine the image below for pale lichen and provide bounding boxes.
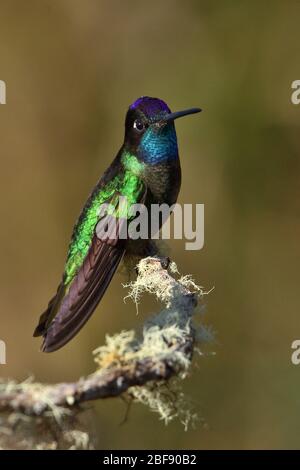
[93,257,213,427]
[0,256,213,446]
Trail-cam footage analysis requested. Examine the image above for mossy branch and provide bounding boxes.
[0,257,212,448]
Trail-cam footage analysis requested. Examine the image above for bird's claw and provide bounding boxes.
[160,256,170,270]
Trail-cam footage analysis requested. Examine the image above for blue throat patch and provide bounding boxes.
[139,124,178,165]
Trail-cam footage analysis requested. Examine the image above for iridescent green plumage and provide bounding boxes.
[65,154,144,284]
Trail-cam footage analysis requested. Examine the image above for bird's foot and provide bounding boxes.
[159,256,170,270]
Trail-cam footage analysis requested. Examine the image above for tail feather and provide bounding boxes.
[33,283,65,337]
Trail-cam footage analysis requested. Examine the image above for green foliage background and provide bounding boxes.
[0,0,300,449]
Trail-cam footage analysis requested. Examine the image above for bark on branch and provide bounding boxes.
[0,257,209,423]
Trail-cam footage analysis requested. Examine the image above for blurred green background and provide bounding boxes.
[0,0,300,449]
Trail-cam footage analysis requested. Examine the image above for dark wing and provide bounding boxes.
[34,151,146,352]
[37,231,126,352]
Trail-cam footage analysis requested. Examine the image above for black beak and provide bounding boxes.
[163,107,202,122]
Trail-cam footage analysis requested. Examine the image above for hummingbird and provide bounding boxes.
[34,97,201,352]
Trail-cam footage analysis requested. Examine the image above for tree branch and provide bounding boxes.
[0,257,209,420]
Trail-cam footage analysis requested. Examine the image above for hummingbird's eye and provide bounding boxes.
[133,119,145,133]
